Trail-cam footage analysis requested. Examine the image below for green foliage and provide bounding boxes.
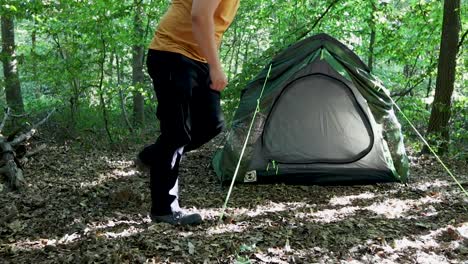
[396,95,467,158]
[234,255,251,264]
[1,0,466,156]
[450,97,468,159]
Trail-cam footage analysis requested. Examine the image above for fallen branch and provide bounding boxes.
[0,142,24,190]
[11,109,55,146]
[0,109,54,190]
[18,144,47,166]
[25,144,47,158]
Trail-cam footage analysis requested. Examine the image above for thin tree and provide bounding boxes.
[1,14,24,114]
[367,0,376,71]
[132,0,146,126]
[423,0,460,154]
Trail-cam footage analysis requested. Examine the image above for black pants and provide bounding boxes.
[143,50,224,215]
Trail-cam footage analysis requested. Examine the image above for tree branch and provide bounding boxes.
[392,59,438,102]
[9,112,29,118]
[11,109,55,146]
[0,108,11,133]
[19,144,47,164]
[295,0,341,41]
[0,166,9,174]
[393,78,425,102]
[25,144,47,158]
[458,29,467,52]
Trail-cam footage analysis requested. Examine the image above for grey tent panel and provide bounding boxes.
[263,74,372,163]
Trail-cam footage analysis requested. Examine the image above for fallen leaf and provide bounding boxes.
[8,220,24,233]
[188,241,195,255]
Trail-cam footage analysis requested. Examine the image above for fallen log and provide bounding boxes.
[0,108,55,191]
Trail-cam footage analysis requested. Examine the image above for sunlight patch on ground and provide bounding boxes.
[102,157,134,167]
[23,225,144,246]
[296,206,360,223]
[364,196,442,219]
[411,179,450,191]
[348,223,467,264]
[415,252,450,264]
[198,203,312,236]
[365,196,442,218]
[250,253,289,264]
[111,168,139,177]
[80,180,101,188]
[9,216,150,251]
[79,170,139,188]
[96,226,145,239]
[244,201,308,218]
[329,192,376,206]
[200,195,443,226]
[365,198,412,218]
[253,246,340,264]
[457,223,468,238]
[292,194,442,222]
[191,208,256,236]
[84,218,147,233]
[206,223,249,235]
[347,224,467,264]
[197,202,309,221]
[198,193,445,228]
[9,232,82,251]
[390,236,440,252]
[79,166,139,189]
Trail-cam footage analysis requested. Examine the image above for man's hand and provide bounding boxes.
[210,66,228,92]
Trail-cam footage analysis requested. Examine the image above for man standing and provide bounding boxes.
[138,0,240,225]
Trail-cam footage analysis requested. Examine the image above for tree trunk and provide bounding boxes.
[98,34,113,144]
[227,24,238,80]
[31,23,39,98]
[423,0,460,154]
[132,0,145,126]
[367,0,376,71]
[54,35,80,130]
[233,32,244,77]
[116,52,134,133]
[1,15,24,114]
[242,33,252,70]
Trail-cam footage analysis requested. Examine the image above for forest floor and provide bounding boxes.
[0,136,467,264]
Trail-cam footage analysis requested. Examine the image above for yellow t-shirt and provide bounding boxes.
[149,0,240,62]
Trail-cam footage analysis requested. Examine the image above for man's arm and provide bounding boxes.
[191,0,227,91]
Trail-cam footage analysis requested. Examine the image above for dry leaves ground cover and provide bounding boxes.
[0,137,467,263]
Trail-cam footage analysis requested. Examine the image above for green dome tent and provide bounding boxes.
[213,33,409,184]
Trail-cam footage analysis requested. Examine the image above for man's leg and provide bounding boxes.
[183,124,223,153]
[184,64,225,153]
[148,138,185,216]
[143,50,201,225]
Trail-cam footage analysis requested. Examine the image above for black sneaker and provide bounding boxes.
[151,211,203,225]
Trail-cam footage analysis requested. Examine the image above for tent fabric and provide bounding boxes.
[212,33,409,184]
[263,74,373,164]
